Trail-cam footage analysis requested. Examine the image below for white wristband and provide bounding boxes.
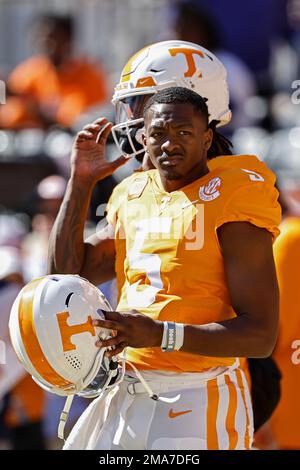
[161,321,175,352]
[161,322,184,352]
[174,323,184,351]
[161,321,169,350]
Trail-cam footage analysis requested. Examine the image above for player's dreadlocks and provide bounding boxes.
[207,119,232,159]
[143,86,232,160]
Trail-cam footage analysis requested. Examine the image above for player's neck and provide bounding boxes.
[159,163,210,192]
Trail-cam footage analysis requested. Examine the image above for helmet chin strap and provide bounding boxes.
[58,351,125,441]
[58,374,87,440]
[125,359,180,404]
[58,395,74,440]
[75,378,84,392]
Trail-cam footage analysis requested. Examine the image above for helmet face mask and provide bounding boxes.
[9,275,121,398]
[112,117,145,160]
[79,355,119,398]
[112,94,154,160]
[112,40,231,159]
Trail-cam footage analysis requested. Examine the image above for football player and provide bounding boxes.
[109,40,280,438]
[49,86,280,450]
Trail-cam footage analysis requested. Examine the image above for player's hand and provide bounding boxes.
[92,310,163,357]
[71,118,130,185]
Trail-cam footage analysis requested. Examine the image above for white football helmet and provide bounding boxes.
[9,274,120,398]
[111,40,231,158]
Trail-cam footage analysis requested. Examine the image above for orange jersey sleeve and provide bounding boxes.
[215,176,281,242]
[8,57,44,96]
[55,60,109,126]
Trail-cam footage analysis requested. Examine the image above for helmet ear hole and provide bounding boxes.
[64,352,82,371]
[97,308,105,317]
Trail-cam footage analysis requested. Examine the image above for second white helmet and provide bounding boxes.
[9,274,119,398]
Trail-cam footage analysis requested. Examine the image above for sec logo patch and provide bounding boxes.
[199,177,221,201]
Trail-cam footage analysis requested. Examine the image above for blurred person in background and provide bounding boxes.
[22,173,117,308]
[0,213,28,250]
[255,179,300,450]
[0,14,109,131]
[168,0,257,131]
[21,175,98,447]
[170,0,290,91]
[0,246,45,449]
[22,174,67,281]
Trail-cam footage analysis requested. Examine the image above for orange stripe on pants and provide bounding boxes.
[236,369,251,449]
[225,373,239,449]
[206,378,220,450]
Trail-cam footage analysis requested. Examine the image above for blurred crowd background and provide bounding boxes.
[0,0,300,450]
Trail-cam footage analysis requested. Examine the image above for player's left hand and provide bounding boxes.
[92,310,163,357]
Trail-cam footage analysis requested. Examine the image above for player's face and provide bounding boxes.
[143,103,212,182]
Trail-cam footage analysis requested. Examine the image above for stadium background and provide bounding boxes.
[0,0,299,450]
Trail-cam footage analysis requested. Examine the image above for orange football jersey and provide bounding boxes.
[270,217,300,448]
[106,155,281,372]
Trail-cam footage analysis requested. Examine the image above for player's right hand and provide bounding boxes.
[70,117,130,185]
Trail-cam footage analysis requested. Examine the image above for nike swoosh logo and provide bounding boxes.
[137,78,148,86]
[169,409,192,419]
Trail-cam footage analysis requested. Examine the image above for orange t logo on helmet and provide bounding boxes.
[56,311,96,352]
[168,48,205,77]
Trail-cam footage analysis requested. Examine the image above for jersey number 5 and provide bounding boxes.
[126,218,171,308]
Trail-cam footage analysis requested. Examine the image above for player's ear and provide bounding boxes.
[142,112,150,149]
[142,132,147,150]
[204,128,213,151]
